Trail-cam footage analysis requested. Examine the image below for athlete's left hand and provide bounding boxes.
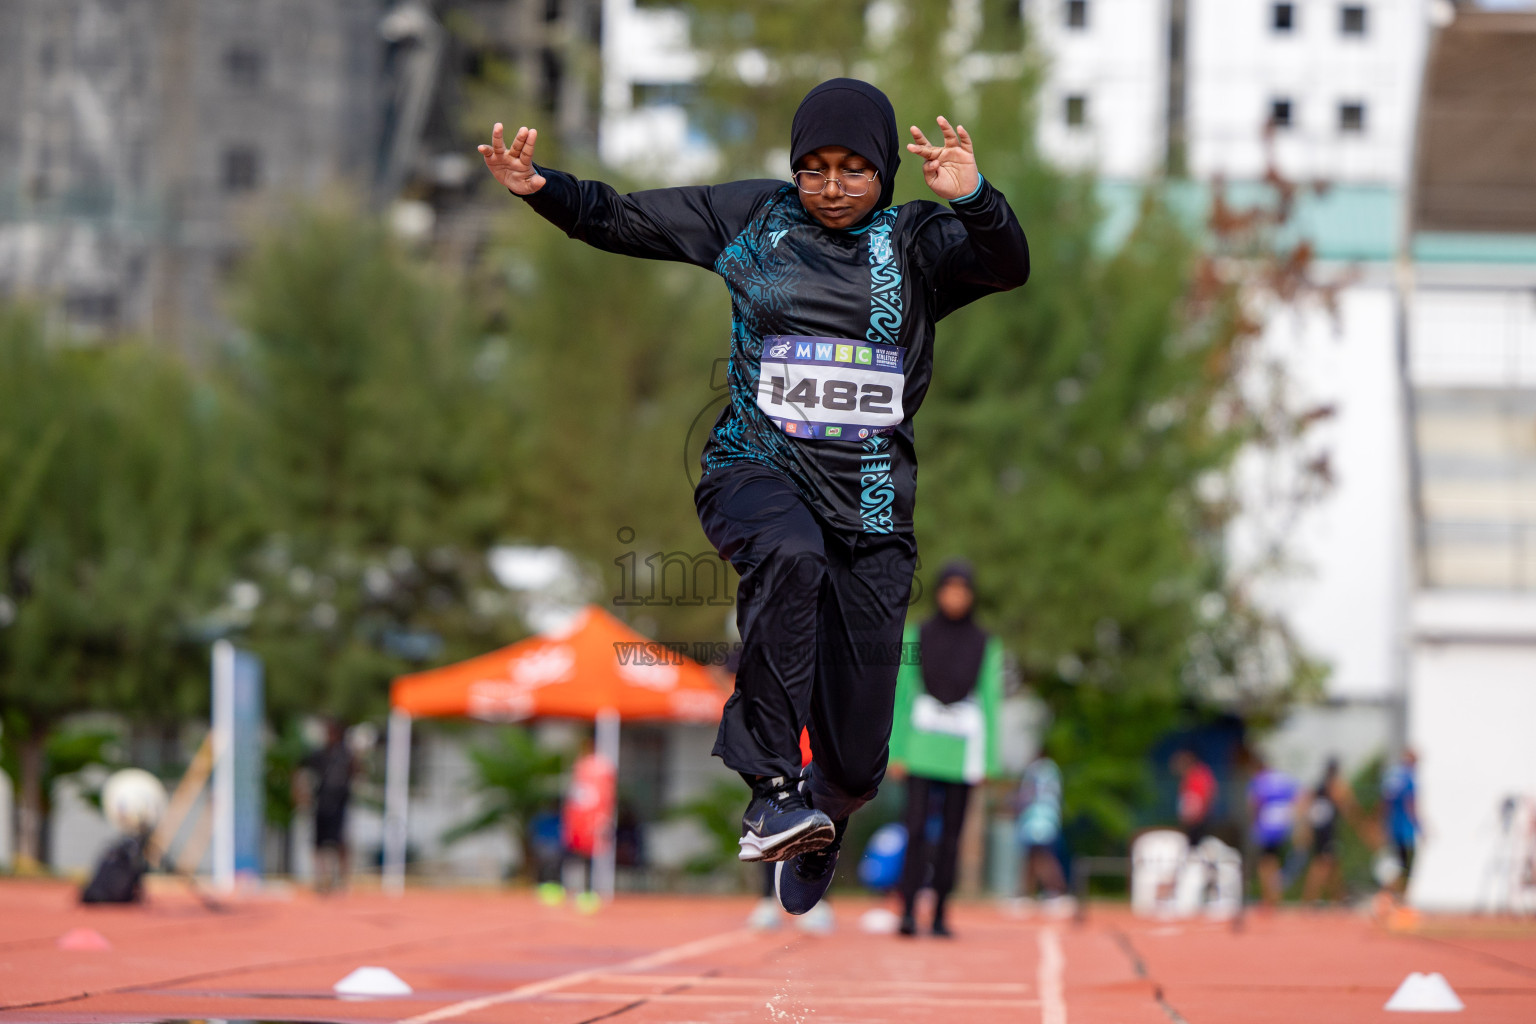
[907,116,980,201]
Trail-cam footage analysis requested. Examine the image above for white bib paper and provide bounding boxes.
[756,335,905,440]
[911,693,986,783]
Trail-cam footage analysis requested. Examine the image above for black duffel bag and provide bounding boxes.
[80,836,148,904]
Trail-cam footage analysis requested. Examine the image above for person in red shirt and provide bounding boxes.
[563,741,616,891]
[1171,750,1217,843]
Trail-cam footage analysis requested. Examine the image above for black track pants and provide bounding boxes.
[696,464,916,823]
[898,776,972,909]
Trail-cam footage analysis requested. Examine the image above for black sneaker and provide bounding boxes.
[738,776,835,863]
[775,818,847,915]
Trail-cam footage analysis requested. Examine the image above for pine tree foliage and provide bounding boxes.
[471,199,736,639]
[227,201,523,722]
[0,306,232,862]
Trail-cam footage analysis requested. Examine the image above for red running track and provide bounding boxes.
[1,879,1533,1023]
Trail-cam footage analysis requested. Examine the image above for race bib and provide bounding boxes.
[910,694,986,783]
[756,335,905,439]
[911,693,981,738]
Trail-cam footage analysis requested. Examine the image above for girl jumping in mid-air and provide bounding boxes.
[480,78,1028,915]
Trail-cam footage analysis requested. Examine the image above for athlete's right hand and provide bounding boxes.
[479,122,545,195]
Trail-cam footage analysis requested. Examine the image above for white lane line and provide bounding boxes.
[539,992,1041,1008]
[578,974,1033,994]
[1039,925,1067,1024]
[393,928,757,1024]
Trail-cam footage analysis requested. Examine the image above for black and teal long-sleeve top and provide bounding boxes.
[522,167,1029,536]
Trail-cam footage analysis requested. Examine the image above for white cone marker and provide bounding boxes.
[334,966,414,998]
[1385,972,1464,1012]
[858,907,899,934]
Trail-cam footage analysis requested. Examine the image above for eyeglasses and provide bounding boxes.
[792,169,879,197]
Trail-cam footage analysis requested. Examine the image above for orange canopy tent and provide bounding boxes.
[380,606,728,897]
[390,605,727,723]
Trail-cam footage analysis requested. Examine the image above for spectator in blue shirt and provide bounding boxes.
[1247,759,1299,907]
[1381,749,1420,895]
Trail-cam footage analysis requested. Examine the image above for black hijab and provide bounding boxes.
[919,560,989,705]
[789,78,900,211]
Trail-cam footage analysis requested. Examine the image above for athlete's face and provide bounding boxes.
[794,146,881,230]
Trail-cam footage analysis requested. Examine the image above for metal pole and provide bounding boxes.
[211,640,235,892]
[592,708,621,901]
[382,710,413,896]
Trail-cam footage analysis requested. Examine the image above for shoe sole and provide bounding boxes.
[737,817,836,863]
[774,857,835,916]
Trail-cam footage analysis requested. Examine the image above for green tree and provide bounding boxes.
[471,200,737,636]
[0,306,233,866]
[433,34,756,645]
[226,200,526,727]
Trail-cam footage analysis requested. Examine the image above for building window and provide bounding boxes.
[1066,0,1088,30]
[222,146,261,192]
[1414,389,1536,590]
[1270,98,1294,129]
[1272,2,1295,32]
[1339,101,1366,133]
[1341,4,1368,35]
[1065,94,1088,128]
[223,46,265,89]
[63,291,119,328]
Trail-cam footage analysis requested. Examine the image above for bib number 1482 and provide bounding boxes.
[764,376,894,414]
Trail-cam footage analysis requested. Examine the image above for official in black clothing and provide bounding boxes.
[890,561,1002,937]
[297,720,356,894]
[480,78,1028,916]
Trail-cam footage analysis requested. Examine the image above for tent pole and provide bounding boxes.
[593,708,620,902]
[383,709,412,896]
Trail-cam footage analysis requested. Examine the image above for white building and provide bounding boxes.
[1398,6,1536,911]
[1026,0,1431,185]
[1023,1,1536,911]
[1027,0,1430,746]
[1187,0,1429,185]
[597,0,715,182]
[1028,0,1170,179]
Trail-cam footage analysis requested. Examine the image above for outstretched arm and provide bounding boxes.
[477,121,779,268]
